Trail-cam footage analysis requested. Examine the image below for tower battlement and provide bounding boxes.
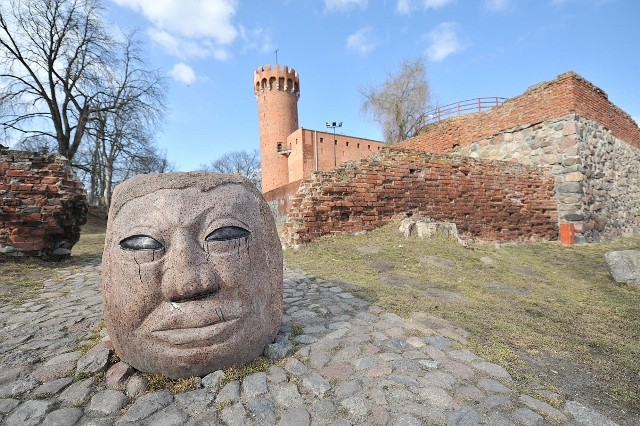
[254,64,300,97]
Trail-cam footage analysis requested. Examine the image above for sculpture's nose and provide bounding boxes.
[161,228,218,302]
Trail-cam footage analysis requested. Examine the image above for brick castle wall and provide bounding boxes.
[400,71,640,153]
[255,64,388,194]
[283,149,557,247]
[398,71,640,243]
[286,128,385,182]
[0,150,88,258]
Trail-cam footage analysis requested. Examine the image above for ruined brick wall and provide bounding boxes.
[263,179,303,225]
[455,114,584,239]
[400,71,640,153]
[283,149,557,247]
[0,150,88,259]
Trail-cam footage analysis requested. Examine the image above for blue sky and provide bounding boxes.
[106,0,640,171]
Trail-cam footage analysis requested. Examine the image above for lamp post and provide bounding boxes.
[326,121,342,167]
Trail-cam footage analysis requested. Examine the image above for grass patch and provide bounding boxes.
[284,223,640,410]
[78,320,106,355]
[220,356,271,386]
[291,323,304,336]
[144,373,201,394]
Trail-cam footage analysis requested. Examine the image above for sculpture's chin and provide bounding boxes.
[112,311,279,379]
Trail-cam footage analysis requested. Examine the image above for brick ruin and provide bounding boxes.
[279,71,640,246]
[283,149,557,247]
[0,150,88,259]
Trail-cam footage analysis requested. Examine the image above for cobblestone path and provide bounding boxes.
[0,262,620,425]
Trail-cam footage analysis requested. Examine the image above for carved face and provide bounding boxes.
[102,178,282,379]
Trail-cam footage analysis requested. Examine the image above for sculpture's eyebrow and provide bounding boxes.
[195,208,251,233]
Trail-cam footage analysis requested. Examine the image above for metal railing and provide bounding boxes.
[423,97,507,124]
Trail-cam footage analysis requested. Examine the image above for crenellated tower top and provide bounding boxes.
[254,64,300,97]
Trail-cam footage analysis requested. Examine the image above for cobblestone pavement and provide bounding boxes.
[0,262,622,425]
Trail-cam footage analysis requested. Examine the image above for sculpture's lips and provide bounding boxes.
[150,318,241,347]
[144,299,244,347]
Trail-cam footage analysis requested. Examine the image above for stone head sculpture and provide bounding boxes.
[102,173,283,379]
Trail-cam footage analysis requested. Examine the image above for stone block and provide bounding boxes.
[604,250,640,285]
[563,172,583,182]
[105,362,134,390]
[556,182,583,194]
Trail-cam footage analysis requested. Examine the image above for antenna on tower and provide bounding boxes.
[274,48,279,65]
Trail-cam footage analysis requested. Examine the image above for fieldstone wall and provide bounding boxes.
[579,116,640,241]
[0,150,88,259]
[283,149,557,247]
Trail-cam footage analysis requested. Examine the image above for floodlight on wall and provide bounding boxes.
[326,121,343,166]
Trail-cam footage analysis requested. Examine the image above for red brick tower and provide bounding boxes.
[254,64,300,193]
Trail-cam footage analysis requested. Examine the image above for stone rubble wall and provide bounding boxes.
[0,150,88,259]
[578,116,640,241]
[283,149,557,247]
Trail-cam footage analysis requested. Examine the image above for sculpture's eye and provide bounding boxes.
[120,235,164,251]
[205,226,250,242]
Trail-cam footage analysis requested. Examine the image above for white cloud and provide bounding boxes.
[325,0,368,12]
[113,0,238,59]
[423,0,455,8]
[169,62,196,84]
[425,22,463,62]
[169,63,197,85]
[397,0,412,14]
[346,26,377,55]
[148,28,209,58]
[239,26,274,54]
[551,0,613,5]
[397,0,454,15]
[484,0,513,12]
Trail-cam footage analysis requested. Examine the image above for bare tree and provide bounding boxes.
[199,149,261,190]
[2,1,170,207]
[87,32,167,207]
[0,0,111,160]
[360,57,431,144]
